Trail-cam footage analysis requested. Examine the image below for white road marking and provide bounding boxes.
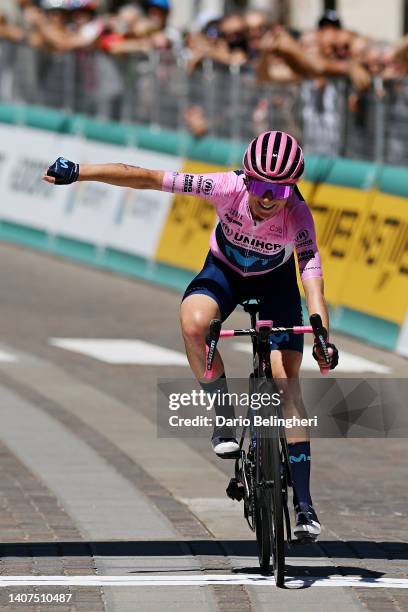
[181,497,244,525]
[49,339,188,365]
[0,349,18,362]
[233,343,391,374]
[1,575,407,588]
[181,497,243,512]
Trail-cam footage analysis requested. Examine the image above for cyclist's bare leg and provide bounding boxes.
[271,349,308,444]
[180,293,224,381]
[180,294,238,454]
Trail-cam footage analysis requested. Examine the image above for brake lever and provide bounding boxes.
[310,313,330,375]
[204,319,221,379]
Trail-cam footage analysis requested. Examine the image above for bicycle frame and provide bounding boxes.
[205,302,330,582]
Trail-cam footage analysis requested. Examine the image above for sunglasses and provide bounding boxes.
[247,179,293,200]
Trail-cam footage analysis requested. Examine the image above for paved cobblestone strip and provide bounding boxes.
[0,440,106,612]
[0,371,254,612]
[311,438,408,612]
[0,371,210,541]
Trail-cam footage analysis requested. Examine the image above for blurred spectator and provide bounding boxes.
[183,105,209,138]
[218,13,248,61]
[140,0,169,30]
[186,13,248,73]
[24,0,106,52]
[318,9,342,30]
[103,4,159,54]
[1,0,37,27]
[389,35,408,77]
[244,10,269,61]
[0,14,25,43]
[256,17,371,93]
[183,12,249,137]
[256,27,303,84]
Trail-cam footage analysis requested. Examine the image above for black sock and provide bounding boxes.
[199,374,236,439]
[288,441,312,507]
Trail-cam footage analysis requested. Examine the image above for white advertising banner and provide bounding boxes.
[98,147,180,259]
[53,139,133,248]
[0,124,80,233]
[57,178,121,247]
[0,126,181,259]
[59,141,180,255]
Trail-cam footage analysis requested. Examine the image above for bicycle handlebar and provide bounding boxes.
[219,325,313,338]
[204,314,330,379]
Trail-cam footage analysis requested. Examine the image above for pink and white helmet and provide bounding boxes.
[243,131,304,184]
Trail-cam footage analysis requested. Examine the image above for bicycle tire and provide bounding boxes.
[254,432,272,573]
[271,434,285,587]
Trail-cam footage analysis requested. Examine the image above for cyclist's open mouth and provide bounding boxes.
[257,202,277,214]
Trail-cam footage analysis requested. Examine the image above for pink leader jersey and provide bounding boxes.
[162,170,322,279]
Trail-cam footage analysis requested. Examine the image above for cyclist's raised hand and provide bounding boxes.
[43,157,79,185]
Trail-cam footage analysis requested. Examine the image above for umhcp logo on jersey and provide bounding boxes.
[216,225,288,273]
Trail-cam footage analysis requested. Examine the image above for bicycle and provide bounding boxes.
[204,300,330,587]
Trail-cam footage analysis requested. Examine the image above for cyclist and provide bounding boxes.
[43,130,339,540]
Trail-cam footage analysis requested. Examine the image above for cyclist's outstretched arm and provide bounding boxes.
[43,158,237,204]
[80,164,164,189]
[43,160,164,190]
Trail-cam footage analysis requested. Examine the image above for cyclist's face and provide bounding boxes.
[248,193,288,220]
[247,180,292,220]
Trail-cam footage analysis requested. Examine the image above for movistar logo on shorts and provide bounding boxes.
[270,332,289,346]
[289,453,310,463]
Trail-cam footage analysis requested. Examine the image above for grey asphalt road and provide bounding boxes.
[0,241,407,612]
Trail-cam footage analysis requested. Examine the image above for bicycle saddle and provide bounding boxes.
[240,299,261,315]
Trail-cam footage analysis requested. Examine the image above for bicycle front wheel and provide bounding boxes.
[271,434,285,587]
[254,429,285,583]
[254,433,272,573]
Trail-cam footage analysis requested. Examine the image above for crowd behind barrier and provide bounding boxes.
[2,2,408,164]
[1,38,408,165]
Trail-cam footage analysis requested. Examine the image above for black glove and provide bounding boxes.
[47,157,79,185]
[312,342,339,370]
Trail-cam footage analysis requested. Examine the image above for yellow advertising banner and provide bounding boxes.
[306,185,408,324]
[308,184,373,306]
[155,161,222,271]
[297,178,315,203]
[338,192,408,324]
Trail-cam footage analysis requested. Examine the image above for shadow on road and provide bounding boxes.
[0,540,407,560]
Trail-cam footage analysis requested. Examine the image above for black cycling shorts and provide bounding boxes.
[182,251,304,353]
